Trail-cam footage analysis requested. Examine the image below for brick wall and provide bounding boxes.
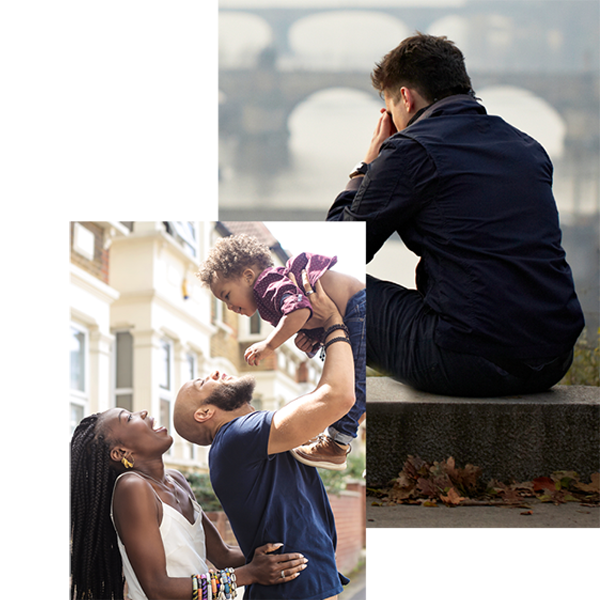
[328,482,366,574]
[238,342,278,373]
[211,329,241,369]
[70,221,109,284]
[210,303,241,368]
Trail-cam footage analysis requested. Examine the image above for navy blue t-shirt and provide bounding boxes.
[209,410,348,599]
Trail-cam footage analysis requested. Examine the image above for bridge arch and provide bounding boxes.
[287,87,382,167]
[427,14,469,49]
[478,85,566,159]
[287,11,410,70]
[212,13,274,68]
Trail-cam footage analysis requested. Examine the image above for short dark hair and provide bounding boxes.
[371,32,476,104]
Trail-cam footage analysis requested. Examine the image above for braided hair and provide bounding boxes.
[70,413,125,599]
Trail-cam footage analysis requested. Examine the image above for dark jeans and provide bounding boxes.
[328,288,366,442]
[366,275,573,397]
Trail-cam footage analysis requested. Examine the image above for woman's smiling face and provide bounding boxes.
[101,408,173,459]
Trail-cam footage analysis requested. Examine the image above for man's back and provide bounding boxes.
[343,95,583,361]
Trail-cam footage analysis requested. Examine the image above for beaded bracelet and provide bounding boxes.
[201,574,209,600]
[193,569,237,600]
[324,322,350,338]
[324,336,352,351]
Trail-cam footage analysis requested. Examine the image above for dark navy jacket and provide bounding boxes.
[327,95,584,360]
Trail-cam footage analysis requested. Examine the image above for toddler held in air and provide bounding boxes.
[197,233,365,471]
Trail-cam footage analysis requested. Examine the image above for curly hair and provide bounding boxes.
[71,414,125,599]
[371,32,476,104]
[197,234,274,286]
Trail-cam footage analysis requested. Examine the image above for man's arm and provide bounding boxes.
[327,111,434,262]
[326,108,396,222]
[267,276,355,455]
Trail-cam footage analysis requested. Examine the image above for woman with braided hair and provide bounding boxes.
[71,409,308,600]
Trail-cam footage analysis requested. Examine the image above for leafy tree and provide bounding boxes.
[184,472,223,512]
[318,451,365,495]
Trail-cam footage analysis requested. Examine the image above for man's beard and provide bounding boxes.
[206,375,256,411]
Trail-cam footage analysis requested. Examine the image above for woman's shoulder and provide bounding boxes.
[112,472,162,524]
[113,471,155,502]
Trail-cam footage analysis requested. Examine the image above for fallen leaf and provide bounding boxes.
[417,477,438,498]
[533,477,556,492]
[440,487,465,506]
[422,500,438,507]
[574,473,600,494]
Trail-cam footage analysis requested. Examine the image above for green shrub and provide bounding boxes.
[560,329,599,387]
[184,471,223,512]
[318,451,365,495]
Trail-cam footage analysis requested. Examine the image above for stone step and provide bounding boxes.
[366,378,600,487]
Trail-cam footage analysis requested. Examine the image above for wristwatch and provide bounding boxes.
[349,161,368,179]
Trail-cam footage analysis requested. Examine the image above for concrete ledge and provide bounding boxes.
[366,378,600,487]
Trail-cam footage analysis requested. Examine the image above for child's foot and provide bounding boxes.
[290,434,350,471]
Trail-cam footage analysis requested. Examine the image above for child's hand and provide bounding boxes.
[244,341,274,366]
[294,332,320,358]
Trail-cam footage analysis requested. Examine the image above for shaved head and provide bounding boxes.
[174,375,256,445]
[173,380,203,444]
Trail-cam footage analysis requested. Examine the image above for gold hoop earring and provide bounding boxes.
[121,456,134,469]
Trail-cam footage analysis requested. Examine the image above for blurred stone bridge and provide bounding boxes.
[220,64,600,168]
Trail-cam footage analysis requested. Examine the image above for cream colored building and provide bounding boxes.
[69,220,323,473]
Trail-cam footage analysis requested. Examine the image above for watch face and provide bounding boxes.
[350,161,368,177]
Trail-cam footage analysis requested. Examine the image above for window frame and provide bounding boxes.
[159,338,175,454]
[70,322,89,433]
[113,330,134,412]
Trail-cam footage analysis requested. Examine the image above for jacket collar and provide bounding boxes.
[407,94,486,128]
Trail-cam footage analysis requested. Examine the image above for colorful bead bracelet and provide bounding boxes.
[192,568,237,600]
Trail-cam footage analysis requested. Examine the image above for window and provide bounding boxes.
[186,352,196,381]
[70,324,88,433]
[249,312,261,335]
[212,294,224,325]
[159,339,171,391]
[115,331,133,411]
[185,352,197,460]
[163,167,198,257]
[159,339,174,452]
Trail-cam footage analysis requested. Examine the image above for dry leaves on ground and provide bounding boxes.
[368,456,600,508]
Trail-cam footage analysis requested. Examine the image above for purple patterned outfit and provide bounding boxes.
[253,252,366,443]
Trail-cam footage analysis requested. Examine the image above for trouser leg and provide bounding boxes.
[328,289,366,443]
[366,274,575,397]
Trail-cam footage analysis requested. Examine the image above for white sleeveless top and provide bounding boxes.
[110,472,209,600]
